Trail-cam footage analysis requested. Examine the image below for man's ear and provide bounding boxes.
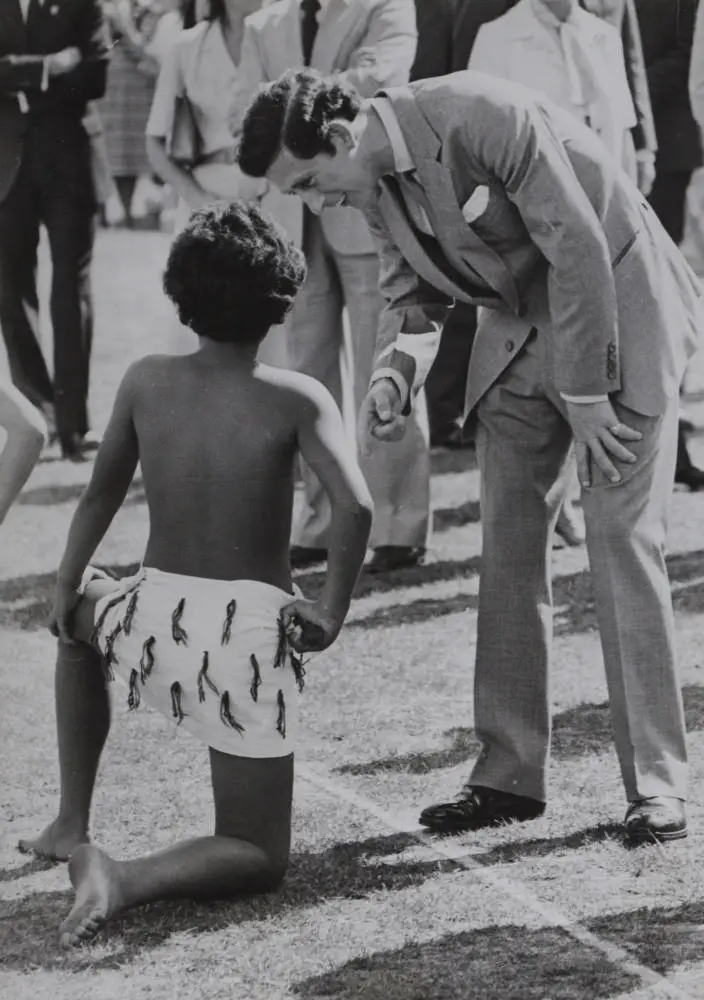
[324,119,356,150]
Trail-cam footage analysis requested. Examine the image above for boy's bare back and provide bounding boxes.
[134,354,309,590]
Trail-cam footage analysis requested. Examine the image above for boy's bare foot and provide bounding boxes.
[59,845,123,948]
[18,819,89,862]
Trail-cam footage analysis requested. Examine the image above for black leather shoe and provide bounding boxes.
[289,546,327,569]
[366,545,426,574]
[624,797,687,844]
[60,433,89,463]
[419,786,545,833]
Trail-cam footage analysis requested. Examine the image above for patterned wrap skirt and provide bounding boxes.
[84,567,305,757]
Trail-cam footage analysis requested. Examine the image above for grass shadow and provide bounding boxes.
[292,923,639,999]
[335,684,704,777]
[0,832,457,972]
[0,856,57,883]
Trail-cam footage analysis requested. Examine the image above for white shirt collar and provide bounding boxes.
[369,97,415,174]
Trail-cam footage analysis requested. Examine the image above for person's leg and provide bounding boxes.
[578,396,687,807]
[114,175,137,226]
[18,578,117,861]
[58,749,294,947]
[419,335,573,831]
[336,249,431,552]
[647,170,692,247]
[41,129,95,453]
[288,211,345,552]
[0,159,54,413]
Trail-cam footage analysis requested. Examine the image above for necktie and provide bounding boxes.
[301,0,321,67]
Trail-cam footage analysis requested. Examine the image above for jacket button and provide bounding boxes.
[506,339,515,352]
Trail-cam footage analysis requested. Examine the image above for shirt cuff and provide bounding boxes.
[635,149,655,162]
[369,367,410,411]
[560,393,609,404]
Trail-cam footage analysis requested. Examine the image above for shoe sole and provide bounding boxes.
[419,811,545,833]
[626,825,688,844]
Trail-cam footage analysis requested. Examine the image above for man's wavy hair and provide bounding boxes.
[163,201,306,343]
[238,68,363,178]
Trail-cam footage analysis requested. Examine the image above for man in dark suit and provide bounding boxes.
[634,0,704,489]
[0,0,108,461]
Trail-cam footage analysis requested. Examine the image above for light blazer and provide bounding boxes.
[364,72,703,417]
[468,0,637,166]
[237,0,417,255]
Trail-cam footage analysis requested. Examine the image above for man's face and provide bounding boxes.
[266,136,376,213]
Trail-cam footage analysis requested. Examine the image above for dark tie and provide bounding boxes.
[301,0,321,66]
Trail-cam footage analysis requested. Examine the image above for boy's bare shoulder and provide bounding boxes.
[257,365,338,415]
[119,354,183,391]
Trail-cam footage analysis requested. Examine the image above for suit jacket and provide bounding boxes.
[451,0,657,155]
[237,0,417,255]
[0,0,108,204]
[409,0,456,81]
[364,73,703,418]
[634,0,702,172]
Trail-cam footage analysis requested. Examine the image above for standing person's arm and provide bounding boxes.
[620,0,657,188]
[145,41,211,209]
[0,384,47,525]
[690,0,704,132]
[283,377,373,652]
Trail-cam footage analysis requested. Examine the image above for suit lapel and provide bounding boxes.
[381,85,521,312]
[377,179,502,308]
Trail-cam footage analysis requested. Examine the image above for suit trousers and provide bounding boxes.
[290,211,430,549]
[0,122,95,442]
[468,330,687,803]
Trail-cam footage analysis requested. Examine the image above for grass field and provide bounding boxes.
[2,228,704,999]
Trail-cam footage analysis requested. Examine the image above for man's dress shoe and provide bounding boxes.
[419,786,545,833]
[289,546,328,570]
[624,797,687,844]
[366,546,426,574]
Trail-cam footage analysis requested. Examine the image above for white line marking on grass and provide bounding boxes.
[297,762,697,1000]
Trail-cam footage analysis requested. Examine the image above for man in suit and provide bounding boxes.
[425,0,658,456]
[0,0,108,461]
[235,0,429,574]
[239,67,702,842]
[636,0,704,490]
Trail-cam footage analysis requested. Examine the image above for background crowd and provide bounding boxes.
[2,0,704,566]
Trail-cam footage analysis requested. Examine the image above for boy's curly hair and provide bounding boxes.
[238,68,362,178]
[163,200,306,343]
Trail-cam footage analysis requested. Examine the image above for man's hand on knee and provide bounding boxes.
[566,399,642,487]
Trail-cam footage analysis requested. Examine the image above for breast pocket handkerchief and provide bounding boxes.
[461,186,490,225]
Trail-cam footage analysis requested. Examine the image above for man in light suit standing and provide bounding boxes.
[236,0,429,574]
[239,67,703,842]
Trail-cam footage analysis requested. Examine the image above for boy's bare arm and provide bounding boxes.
[56,363,141,591]
[0,381,47,525]
[287,376,374,651]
